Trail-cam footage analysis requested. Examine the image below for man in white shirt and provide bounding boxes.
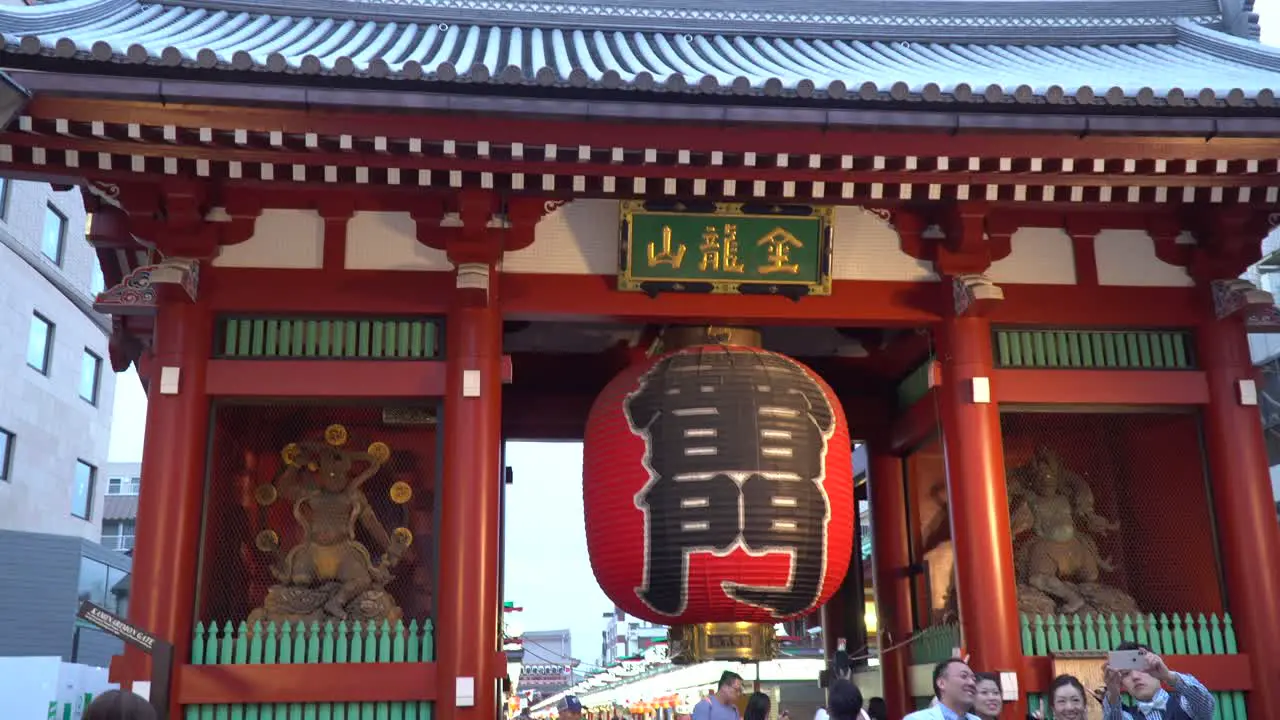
[904,659,981,720]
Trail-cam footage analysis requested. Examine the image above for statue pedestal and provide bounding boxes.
[248,582,404,627]
[1017,583,1140,618]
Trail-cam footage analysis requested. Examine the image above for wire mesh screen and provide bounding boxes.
[904,434,956,627]
[1001,411,1222,619]
[199,403,437,628]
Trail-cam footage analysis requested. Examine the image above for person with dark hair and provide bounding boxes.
[693,671,744,720]
[84,690,156,720]
[973,672,1004,719]
[1046,675,1087,720]
[904,658,980,719]
[744,692,772,720]
[865,697,887,720]
[1102,643,1215,720]
[827,679,864,720]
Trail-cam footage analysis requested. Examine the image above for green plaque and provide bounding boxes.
[619,202,833,295]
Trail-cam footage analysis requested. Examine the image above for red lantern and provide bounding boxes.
[583,344,854,624]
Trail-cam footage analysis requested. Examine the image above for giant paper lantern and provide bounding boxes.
[583,343,854,624]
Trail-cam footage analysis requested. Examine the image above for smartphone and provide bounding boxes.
[1108,649,1144,671]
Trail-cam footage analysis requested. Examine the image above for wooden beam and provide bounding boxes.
[993,369,1210,405]
[205,359,513,397]
[176,662,438,704]
[891,391,940,454]
[23,95,1280,161]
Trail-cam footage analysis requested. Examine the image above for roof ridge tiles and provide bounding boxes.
[96,0,1233,44]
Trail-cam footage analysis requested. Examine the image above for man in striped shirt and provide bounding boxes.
[1102,643,1214,720]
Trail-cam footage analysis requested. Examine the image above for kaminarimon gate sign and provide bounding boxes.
[1,0,1279,718]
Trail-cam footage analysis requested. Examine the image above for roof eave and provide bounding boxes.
[10,69,1280,138]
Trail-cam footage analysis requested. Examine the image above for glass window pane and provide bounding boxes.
[42,204,65,264]
[72,461,95,520]
[77,557,108,607]
[80,350,101,403]
[0,178,8,219]
[0,429,11,481]
[26,314,51,373]
[107,477,121,495]
[90,255,105,296]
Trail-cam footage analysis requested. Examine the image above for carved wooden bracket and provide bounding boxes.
[106,316,145,374]
[93,258,200,316]
[952,273,1006,317]
[414,191,561,263]
[893,203,1013,276]
[1212,278,1277,322]
[1184,208,1272,283]
[103,180,260,258]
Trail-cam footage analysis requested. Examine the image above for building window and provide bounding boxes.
[0,427,12,481]
[72,460,96,520]
[102,519,135,551]
[42,203,67,265]
[27,313,54,374]
[80,349,102,404]
[90,253,105,296]
[0,177,9,220]
[106,476,140,496]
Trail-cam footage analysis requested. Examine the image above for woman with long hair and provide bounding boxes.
[744,692,772,720]
[84,691,156,720]
[972,673,1004,719]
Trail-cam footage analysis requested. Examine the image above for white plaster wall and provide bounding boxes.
[987,227,1077,285]
[345,211,452,271]
[0,180,115,541]
[830,207,937,281]
[503,200,619,274]
[213,209,324,269]
[1094,229,1194,287]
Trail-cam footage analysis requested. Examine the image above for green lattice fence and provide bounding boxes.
[1021,612,1246,719]
[215,316,441,360]
[909,623,960,666]
[993,329,1195,370]
[185,619,435,720]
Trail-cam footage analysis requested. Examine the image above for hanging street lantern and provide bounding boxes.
[583,326,854,661]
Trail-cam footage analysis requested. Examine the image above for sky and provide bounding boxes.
[105,1,1280,665]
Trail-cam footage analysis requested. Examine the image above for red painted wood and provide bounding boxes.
[890,390,940,454]
[126,300,213,719]
[436,268,505,720]
[25,96,1280,161]
[936,315,1026,719]
[993,369,1210,405]
[206,360,448,397]
[988,285,1206,327]
[204,359,513,396]
[1197,316,1280,718]
[176,662,438,704]
[205,268,454,314]
[1019,654,1252,693]
[866,444,913,719]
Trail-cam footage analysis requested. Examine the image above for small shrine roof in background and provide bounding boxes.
[0,0,1277,107]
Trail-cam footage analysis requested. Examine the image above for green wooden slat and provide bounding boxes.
[1009,332,1023,366]
[1150,333,1166,367]
[425,322,438,358]
[1125,333,1141,367]
[290,320,305,356]
[411,323,425,359]
[1044,331,1059,367]
[1055,331,1070,368]
[305,320,319,357]
[358,322,371,357]
[318,321,332,358]
[397,322,411,359]
[263,320,278,357]
[223,320,239,357]
[1066,332,1082,367]
[1137,333,1153,367]
[996,331,1011,366]
[1032,331,1047,366]
[372,321,385,357]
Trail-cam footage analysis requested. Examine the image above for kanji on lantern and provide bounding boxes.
[583,344,854,624]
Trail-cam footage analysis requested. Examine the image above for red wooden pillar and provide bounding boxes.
[121,296,212,712]
[936,315,1024,716]
[436,262,504,720]
[866,441,911,718]
[821,587,847,659]
[1197,315,1280,717]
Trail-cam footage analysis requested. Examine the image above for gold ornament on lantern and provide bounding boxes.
[254,483,278,506]
[281,443,302,467]
[392,527,414,547]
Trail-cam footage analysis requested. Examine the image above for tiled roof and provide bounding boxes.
[1,0,1279,107]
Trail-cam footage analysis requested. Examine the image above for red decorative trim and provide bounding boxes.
[993,369,1209,405]
[176,662,438,704]
[205,358,514,396]
[93,258,200,315]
